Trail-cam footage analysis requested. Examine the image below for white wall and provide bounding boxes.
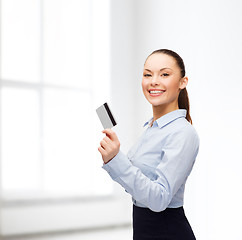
[109,0,137,152]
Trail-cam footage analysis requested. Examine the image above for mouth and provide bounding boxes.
[148,89,165,97]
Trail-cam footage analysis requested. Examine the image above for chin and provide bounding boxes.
[152,103,164,107]
[149,101,164,107]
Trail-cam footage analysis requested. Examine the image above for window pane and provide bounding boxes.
[43,89,95,194]
[1,0,40,82]
[2,88,40,191]
[0,0,112,198]
[43,0,91,88]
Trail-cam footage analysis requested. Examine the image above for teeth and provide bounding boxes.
[150,90,163,94]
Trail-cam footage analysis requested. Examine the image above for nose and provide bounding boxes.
[151,75,159,86]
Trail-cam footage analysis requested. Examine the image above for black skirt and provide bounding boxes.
[133,204,196,240]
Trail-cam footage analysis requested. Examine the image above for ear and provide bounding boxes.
[179,76,188,90]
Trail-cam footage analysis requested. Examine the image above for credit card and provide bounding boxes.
[96,102,117,129]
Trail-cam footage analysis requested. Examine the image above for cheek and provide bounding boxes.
[167,79,180,93]
[141,79,147,92]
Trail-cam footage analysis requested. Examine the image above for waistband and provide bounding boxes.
[133,204,184,214]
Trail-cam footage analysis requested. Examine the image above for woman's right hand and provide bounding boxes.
[98,128,120,164]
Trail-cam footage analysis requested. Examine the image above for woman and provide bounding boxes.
[98,49,199,240]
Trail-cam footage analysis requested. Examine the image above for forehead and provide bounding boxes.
[144,53,178,70]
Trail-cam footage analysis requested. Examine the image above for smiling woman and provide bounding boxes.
[99,49,199,240]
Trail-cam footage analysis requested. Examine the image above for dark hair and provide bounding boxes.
[147,49,192,124]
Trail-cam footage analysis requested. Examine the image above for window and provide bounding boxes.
[0,0,112,200]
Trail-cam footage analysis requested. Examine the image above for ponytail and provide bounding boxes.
[178,88,192,124]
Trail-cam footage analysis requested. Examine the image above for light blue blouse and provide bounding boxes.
[102,109,200,212]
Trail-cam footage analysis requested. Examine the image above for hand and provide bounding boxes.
[98,128,120,164]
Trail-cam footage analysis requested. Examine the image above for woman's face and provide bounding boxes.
[142,53,187,109]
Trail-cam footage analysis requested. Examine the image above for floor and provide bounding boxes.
[3,226,132,240]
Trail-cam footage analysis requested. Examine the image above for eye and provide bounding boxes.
[161,73,169,77]
[143,73,152,77]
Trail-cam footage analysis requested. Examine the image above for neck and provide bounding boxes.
[152,102,179,122]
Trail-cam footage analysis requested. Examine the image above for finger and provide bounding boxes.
[98,146,106,155]
[102,129,118,141]
[100,139,107,149]
[100,139,110,151]
[103,136,112,144]
[98,146,108,161]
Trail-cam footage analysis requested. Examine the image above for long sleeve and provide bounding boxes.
[102,126,199,212]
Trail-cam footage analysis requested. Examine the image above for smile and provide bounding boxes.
[148,89,165,96]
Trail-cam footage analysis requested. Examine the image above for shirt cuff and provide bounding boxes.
[102,150,132,180]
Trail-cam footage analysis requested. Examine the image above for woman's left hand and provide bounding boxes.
[98,129,120,164]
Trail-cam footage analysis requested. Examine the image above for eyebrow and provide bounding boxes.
[144,68,172,72]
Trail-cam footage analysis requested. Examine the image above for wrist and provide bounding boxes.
[103,151,119,164]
